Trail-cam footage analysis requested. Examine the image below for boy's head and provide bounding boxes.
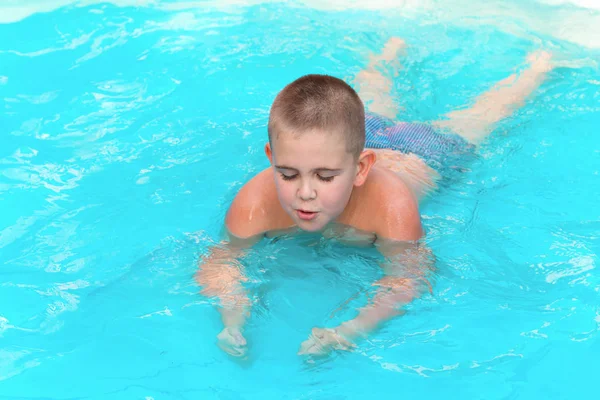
[265,74,376,232]
[268,74,365,158]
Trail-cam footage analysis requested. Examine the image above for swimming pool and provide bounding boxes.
[1,0,599,398]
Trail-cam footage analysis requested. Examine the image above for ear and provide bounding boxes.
[265,142,273,164]
[354,149,376,187]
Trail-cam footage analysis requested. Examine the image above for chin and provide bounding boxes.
[297,223,325,232]
[295,217,329,232]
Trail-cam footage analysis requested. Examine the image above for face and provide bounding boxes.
[266,129,373,232]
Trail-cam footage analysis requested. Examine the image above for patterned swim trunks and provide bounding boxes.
[365,112,476,171]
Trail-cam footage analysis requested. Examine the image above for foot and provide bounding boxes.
[217,327,247,357]
[355,37,407,120]
[366,37,407,75]
[298,327,354,356]
[377,37,407,64]
[527,50,553,73]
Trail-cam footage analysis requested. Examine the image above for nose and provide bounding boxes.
[298,178,316,201]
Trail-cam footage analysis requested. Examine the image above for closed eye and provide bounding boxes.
[317,175,335,182]
[280,173,298,181]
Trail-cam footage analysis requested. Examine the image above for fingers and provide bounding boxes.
[216,326,356,358]
[298,328,355,355]
[217,327,248,357]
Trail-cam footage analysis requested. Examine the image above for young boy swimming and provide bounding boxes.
[196,37,553,357]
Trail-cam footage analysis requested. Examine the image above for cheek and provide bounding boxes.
[320,179,354,209]
[274,180,295,204]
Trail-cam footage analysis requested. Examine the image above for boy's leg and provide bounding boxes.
[356,37,441,201]
[354,37,406,119]
[434,51,552,144]
[356,38,441,201]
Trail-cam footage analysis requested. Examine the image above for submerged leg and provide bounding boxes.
[434,50,553,144]
[354,37,407,119]
[356,38,442,201]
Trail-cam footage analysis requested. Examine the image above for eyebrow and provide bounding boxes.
[275,165,342,173]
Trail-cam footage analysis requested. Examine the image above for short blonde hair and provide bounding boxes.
[268,74,365,158]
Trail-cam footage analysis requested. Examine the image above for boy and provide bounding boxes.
[196,38,553,357]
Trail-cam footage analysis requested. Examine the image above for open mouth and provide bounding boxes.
[296,209,318,221]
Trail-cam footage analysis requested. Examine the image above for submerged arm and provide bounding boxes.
[338,240,434,339]
[298,240,434,355]
[195,233,261,357]
[298,179,433,355]
[195,241,251,329]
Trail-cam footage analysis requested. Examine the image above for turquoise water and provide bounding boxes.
[1,1,599,398]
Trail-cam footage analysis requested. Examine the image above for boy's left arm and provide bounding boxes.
[299,183,433,355]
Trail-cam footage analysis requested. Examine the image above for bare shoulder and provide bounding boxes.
[359,167,423,242]
[225,168,287,239]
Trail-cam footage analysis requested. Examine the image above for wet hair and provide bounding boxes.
[268,74,365,158]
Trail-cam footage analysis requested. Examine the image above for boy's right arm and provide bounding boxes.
[194,170,273,355]
[194,235,257,357]
[196,170,272,303]
[195,173,270,319]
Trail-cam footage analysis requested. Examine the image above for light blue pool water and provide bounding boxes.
[1,1,599,398]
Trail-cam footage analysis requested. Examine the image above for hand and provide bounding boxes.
[298,327,355,356]
[217,327,247,357]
